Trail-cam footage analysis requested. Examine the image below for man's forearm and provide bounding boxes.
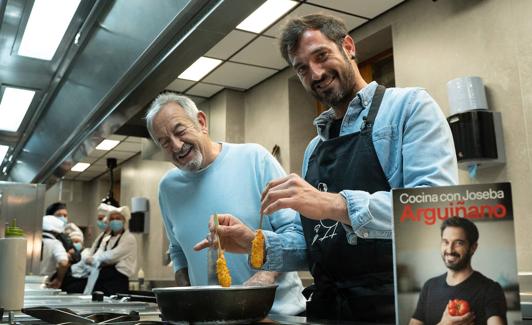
[174,268,191,286]
[55,260,69,282]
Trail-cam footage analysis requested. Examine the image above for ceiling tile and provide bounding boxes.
[104,150,137,160]
[264,4,367,38]
[123,136,143,144]
[231,36,288,70]
[166,79,195,92]
[107,135,126,141]
[88,150,106,159]
[203,62,277,90]
[114,141,141,152]
[80,156,99,164]
[205,30,256,60]
[78,170,103,177]
[85,164,107,173]
[308,0,404,19]
[186,83,224,98]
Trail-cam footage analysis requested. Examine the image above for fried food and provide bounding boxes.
[216,250,232,287]
[250,229,264,269]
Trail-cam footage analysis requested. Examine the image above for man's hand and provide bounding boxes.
[261,173,349,223]
[243,271,279,286]
[438,302,475,325]
[47,278,62,289]
[193,214,255,254]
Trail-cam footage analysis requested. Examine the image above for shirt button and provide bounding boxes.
[363,101,368,107]
[363,232,369,238]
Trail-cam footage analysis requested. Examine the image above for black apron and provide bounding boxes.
[93,233,129,296]
[301,85,395,322]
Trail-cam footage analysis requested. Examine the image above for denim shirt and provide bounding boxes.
[262,81,458,272]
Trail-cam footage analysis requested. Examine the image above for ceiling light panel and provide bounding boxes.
[237,0,298,34]
[71,162,90,172]
[178,57,222,81]
[0,87,36,132]
[18,0,81,60]
[0,145,9,164]
[95,139,120,151]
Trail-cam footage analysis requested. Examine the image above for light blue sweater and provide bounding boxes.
[158,142,306,315]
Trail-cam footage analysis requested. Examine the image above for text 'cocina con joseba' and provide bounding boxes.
[399,189,507,225]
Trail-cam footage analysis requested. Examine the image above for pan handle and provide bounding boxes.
[114,293,157,303]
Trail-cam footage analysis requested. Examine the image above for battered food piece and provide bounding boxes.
[250,229,264,269]
[216,250,231,287]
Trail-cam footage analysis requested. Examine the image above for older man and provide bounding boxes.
[145,93,306,315]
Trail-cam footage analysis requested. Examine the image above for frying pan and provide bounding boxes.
[152,284,277,323]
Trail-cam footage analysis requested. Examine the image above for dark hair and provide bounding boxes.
[440,217,479,245]
[279,13,348,64]
[46,202,67,216]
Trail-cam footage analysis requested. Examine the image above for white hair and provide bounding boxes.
[145,93,200,145]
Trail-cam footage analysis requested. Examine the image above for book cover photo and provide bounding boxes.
[392,182,521,325]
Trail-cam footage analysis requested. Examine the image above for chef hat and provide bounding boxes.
[106,205,131,221]
[64,222,81,235]
[42,215,65,233]
[68,230,84,243]
[97,203,115,214]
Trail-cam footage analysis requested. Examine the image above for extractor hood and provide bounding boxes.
[1,0,265,185]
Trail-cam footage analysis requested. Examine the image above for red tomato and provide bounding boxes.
[448,299,470,316]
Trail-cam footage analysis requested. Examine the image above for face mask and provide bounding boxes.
[97,220,107,230]
[109,220,124,232]
[57,216,68,225]
[73,242,82,251]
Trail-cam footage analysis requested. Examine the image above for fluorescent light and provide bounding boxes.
[236,0,297,34]
[178,57,222,81]
[18,0,81,60]
[0,87,36,132]
[95,139,120,151]
[0,145,9,163]
[71,162,90,172]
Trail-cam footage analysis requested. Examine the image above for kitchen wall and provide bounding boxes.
[349,0,532,273]
[119,155,175,281]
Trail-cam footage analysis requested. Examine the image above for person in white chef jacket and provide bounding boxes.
[40,215,70,289]
[88,203,114,255]
[85,206,137,295]
[60,228,90,293]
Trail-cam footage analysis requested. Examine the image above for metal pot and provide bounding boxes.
[152,284,277,323]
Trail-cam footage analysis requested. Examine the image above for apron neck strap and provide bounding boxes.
[363,85,386,129]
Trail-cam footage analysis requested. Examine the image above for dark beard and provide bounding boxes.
[443,251,473,271]
[310,52,356,108]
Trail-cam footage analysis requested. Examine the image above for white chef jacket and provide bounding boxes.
[93,230,137,278]
[71,249,91,278]
[40,234,69,276]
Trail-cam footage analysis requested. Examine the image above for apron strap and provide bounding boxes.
[363,85,386,130]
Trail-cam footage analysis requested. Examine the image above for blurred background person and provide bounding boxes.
[88,203,114,256]
[60,228,90,293]
[40,215,69,289]
[86,206,137,295]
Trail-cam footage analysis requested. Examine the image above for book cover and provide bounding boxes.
[392,183,521,324]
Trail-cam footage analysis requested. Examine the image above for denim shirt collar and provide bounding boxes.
[313,81,379,140]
